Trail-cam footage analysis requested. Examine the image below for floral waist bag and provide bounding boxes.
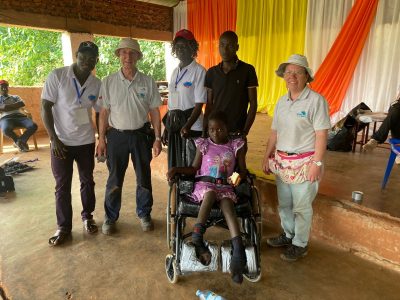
[269,150,315,184]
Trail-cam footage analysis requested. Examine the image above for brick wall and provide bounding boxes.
[0,0,172,39]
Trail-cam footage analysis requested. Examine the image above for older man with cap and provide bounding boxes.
[262,54,330,261]
[0,79,38,152]
[164,29,206,169]
[97,38,162,234]
[41,41,101,246]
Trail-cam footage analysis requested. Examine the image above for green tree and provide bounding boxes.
[0,26,167,86]
[94,36,166,81]
[0,26,63,86]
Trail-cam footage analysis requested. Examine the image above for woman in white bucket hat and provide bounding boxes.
[262,54,331,261]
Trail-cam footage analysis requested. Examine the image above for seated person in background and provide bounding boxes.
[363,90,400,162]
[167,111,247,284]
[0,79,38,152]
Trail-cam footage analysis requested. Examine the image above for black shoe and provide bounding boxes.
[266,233,292,248]
[14,140,29,152]
[280,244,308,262]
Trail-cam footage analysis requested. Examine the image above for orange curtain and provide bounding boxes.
[310,0,379,115]
[187,0,237,69]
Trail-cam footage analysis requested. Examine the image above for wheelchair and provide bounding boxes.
[165,172,262,283]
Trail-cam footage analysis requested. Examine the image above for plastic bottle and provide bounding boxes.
[196,290,226,300]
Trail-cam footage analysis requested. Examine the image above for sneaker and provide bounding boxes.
[13,140,29,152]
[83,219,98,234]
[102,219,116,235]
[362,139,378,151]
[266,233,292,248]
[140,215,154,232]
[280,244,308,262]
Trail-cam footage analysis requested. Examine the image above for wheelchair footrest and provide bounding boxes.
[180,241,219,274]
[221,240,258,275]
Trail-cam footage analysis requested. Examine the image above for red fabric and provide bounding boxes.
[187,0,237,69]
[310,0,379,115]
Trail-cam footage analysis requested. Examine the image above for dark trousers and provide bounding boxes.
[104,128,153,221]
[372,100,400,143]
[51,143,96,232]
[167,130,202,169]
[0,114,38,143]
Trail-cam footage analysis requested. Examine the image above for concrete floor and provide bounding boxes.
[1,141,400,300]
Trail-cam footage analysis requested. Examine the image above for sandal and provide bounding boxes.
[230,255,247,284]
[193,241,212,266]
[83,219,98,234]
[48,230,71,246]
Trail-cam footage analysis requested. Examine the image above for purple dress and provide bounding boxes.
[191,137,245,203]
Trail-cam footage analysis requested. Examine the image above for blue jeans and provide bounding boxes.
[104,128,153,221]
[275,176,319,248]
[51,143,96,232]
[0,114,38,143]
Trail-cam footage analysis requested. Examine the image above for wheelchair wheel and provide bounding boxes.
[243,218,262,283]
[165,254,178,284]
[244,270,262,282]
[167,183,177,250]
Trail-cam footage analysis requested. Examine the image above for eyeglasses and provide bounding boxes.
[283,70,306,76]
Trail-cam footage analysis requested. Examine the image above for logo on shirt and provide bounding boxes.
[297,110,307,118]
[183,81,192,87]
[88,95,97,101]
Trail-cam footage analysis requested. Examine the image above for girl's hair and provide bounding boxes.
[171,37,199,58]
[208,110,229,127]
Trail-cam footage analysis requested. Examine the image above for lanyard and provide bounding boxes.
[175,68,188,89]
[73,78,86,106]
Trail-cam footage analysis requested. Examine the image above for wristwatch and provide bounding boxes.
[312,160,323,167]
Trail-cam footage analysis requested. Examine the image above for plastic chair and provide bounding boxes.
[381,138,400,189]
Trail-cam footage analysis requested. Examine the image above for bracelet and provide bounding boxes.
[155,137,161,141]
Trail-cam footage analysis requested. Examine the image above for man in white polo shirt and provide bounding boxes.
[41,41,101,246]
[97,38,162,234]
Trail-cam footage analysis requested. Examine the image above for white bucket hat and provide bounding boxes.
[275,54,314,82]
[115,38,143,59]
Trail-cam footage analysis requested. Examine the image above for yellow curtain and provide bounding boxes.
[236,0,308,115]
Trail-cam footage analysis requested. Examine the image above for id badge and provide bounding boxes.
[76,108,90,125]
[168,91,180,110]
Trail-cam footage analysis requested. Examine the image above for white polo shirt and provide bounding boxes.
[168,60,207,131]
[272,86,331,153]
[98,69,162,130]
[41,65,101,146]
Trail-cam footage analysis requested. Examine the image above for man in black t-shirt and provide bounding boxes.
[204,31,258,136]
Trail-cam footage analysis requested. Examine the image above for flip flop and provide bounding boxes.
[48,230,71,246]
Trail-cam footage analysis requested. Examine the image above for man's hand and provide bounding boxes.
[153,140,162,157]
[51,137,67,159]
[96,137,107,158]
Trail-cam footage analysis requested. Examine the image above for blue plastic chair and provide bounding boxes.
[381,138,400,189]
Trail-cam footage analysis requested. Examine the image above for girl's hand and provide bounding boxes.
[262,153,272,174]
[166,168,177,181]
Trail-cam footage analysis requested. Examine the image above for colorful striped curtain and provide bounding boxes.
[310,0,379,115]
[236,0,308,114]
[187,0,237,69]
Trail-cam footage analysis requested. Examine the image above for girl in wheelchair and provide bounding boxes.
[167,110,247,284]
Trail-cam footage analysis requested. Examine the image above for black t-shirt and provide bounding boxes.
[205,60,258,132]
